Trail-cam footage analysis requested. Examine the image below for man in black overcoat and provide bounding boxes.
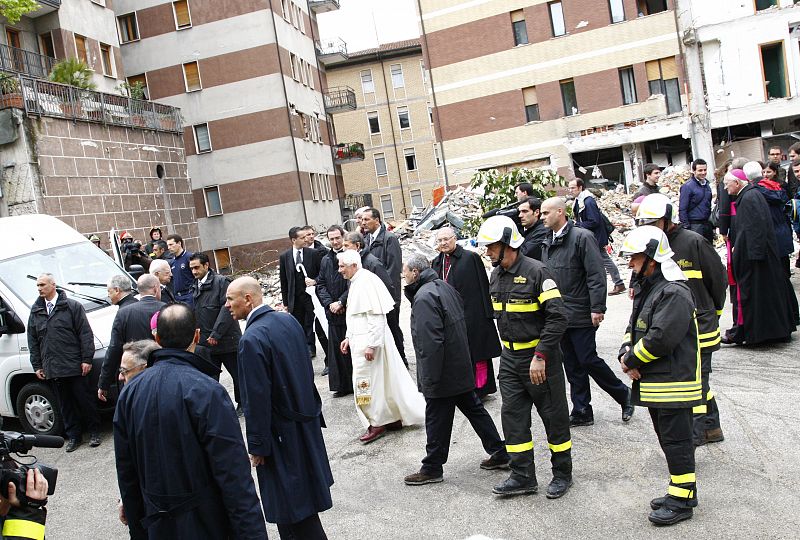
[432,227,501,397]
[279,226,322,356]
[226,277,334,540]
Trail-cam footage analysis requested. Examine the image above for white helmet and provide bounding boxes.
[620,225,685,282]
[635,194,678,225]
[476,215,524,248]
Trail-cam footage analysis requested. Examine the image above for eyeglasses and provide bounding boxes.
[119,365,141,376]
[436,237,456,243]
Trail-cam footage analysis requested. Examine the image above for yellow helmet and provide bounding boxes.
[476,215,524,248]
[635,194,678,225]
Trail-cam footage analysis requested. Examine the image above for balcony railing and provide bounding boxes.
[8,75,182,133]
[323,86,356,113]
[315,38,348,64]
[0,44,56,79]
[308,0,340,14]
[333,142,365,164]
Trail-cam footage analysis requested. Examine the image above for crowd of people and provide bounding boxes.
[22,143,800,537]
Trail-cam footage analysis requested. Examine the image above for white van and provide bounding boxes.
[0,215,133,434]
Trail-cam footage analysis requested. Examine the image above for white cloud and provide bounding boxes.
[317,0,420,53]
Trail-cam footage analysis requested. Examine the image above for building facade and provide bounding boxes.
[112,0,344,271]
[325,39,445,221]
[418,0,691,188]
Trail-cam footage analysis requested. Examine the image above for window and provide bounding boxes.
[360,69,374,93]
[310,173,321,201]
[511,10,528,46]
[374,153,388,176]
[755,0,778,9]
[289,53,298,80]
[117,13,139,43]
[214,248,232,275]
[397,106,410,129]
[75,34,88,64]
[523,86,540,122]
[91,0,106,6]
[39,33,55,58]
[428,105,434,125]
[204,186,223,216]
[127,74,149,100]
[173,1,192,29]
[434,145,442,168]
[306,63,314,89]
[560,79,578,116]
[549,2,566,37]
[300,59,309,85]
[367,111,380,134]
[404,148,417,171]
[646,57,681,114]
[410,189,423,209]
[183,61,202,91]
[636,0,667,16]
[760,42,788,99]
[609,0,625,23]
[193,123,212,153]
[619,66,637,105]
[420,60,429,86]
[380,194,394,219]
[99,43,113,76]
[391,64,404,88]
[281,0,290,20]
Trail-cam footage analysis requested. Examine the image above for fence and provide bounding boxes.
[0,44,56,79]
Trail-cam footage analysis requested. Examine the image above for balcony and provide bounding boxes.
[309,0,339,14]
[0,44,56,79]
[333,142,365,164]
[7,75,182,133]
[315,38,348,65]
[323,86,356,113]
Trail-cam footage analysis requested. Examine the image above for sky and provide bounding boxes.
[317,0,421,53]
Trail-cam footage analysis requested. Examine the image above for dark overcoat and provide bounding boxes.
[239,305,334,524]
[193,269,241,354]
[27,291,94,379]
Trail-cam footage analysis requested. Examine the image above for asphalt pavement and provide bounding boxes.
[24,269,800,539]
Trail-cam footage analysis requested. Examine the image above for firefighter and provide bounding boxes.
[476,215,572,499]
[636,194,726,446]
[618,226,701,526]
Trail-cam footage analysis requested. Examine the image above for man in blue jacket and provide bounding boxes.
[679,159,714,242]
[165,234,195,307]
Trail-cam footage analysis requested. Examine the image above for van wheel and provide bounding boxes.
[16,382,63,436]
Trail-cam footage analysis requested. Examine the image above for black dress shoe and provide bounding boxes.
[546,477,573,499]
[622,388,635,422]
[65,439,81,453]
[648,505,693,526]
[569,409,594,427]
[89,433,101,447]
[492,476,538,496]
[332,390,353,398]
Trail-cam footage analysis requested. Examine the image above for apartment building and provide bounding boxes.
[324,39,445,221]
[418,0,691,188]
[1,0,124,92]
[112,0,344,271]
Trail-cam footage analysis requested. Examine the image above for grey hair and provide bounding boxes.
[344,231,364,249]
[730,157,749,170]
[149,259,170,274]
[108,275,132,292]
[337,250,362,268]
[122,339,161,367]
[38,273,55,283]
[405,254,430,273]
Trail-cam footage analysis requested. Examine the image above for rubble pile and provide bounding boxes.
[252,268,282,307]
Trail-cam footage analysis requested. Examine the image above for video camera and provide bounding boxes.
[122,239,143,254]
[482,201,523,227]
[0,431,62,508]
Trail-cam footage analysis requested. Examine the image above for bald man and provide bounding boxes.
[226,277,333,538]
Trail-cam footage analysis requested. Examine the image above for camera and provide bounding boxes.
[123,240,142,253]
[483,202,522,227]
[0,431,62,508]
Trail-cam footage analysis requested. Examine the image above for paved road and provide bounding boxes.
[25,272,800,539]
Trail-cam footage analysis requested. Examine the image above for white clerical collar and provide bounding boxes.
[246,303,268,323]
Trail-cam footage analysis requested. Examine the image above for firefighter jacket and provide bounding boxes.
[619,267,701,409]
[489,253,568,359]
[667,226,727,353]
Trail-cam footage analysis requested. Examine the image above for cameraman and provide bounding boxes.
[120,232,152,273]
[0,469,48,539]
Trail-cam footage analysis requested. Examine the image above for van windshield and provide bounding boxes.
[0,242,133,312]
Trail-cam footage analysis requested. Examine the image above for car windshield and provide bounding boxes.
[0,242,133,312]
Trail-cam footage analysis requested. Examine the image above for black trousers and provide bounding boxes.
[498,349,572,482]
[53,375,100,440]
[210,351,240,406]
[560,326,629,413]
[421,390,506,477]
[386,305,407,363]
[687,221,714,243]
[648,407,697,509]
[314,318,329,362]
[693,351,721,438]
[277,513,327,540]
[326,323,352,394]
[291,293,315,351]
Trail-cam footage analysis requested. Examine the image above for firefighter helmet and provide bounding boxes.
[476,215,524,248]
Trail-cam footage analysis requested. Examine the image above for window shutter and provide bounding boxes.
[659,56,678,79]
[174,1,191,28]
[184,62,201,90]
[523,86,538,105]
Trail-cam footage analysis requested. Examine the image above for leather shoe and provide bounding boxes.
[569,409,594,427]
[332,390,353,398]
[384,420,403,431]
[321,366,329,376]
[359,425,386,444]
[65,438,81,453]
[695,427,724,447]
[608,284,626,296]
[89,432,101,447]
[492,476,538,496]
[480,452,511,470]
[404,471,443,486]
[546,477,573,499]
[622,388,635,422]
[648,505,693,526]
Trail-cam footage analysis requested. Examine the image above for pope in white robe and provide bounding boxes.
[337,250,425,444]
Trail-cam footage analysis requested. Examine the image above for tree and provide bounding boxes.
[1,0,40,24]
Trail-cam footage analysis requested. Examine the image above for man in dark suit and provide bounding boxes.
[149,259,176,304]
[226,277,333,539]
[361,207,407,364]
[98,274,165,403]
[342,231,396,301]
[279,226,321,356]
